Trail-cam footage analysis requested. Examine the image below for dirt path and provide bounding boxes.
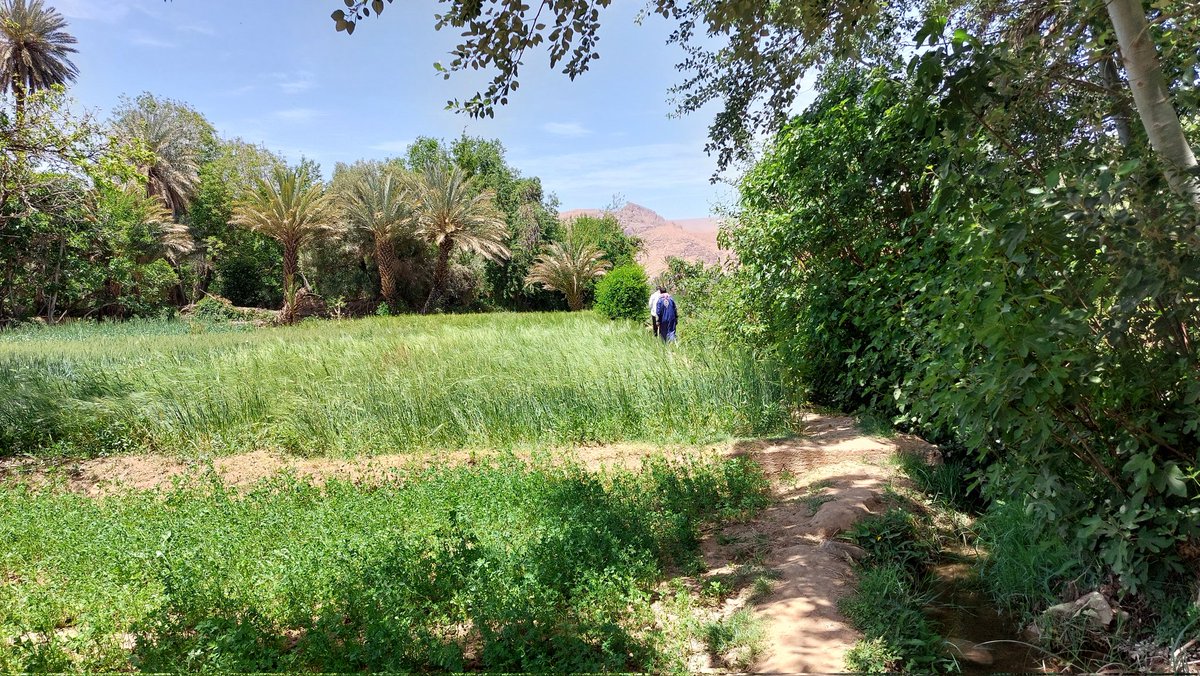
[0,413,936,673]
[698,414,939,673]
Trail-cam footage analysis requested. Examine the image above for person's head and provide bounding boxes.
[658,286,667,294]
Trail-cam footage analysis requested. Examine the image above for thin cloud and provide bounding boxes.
[513,142,728,214]
[543,122,591,137]
[55,0,135,22]
[274,108,323,123]
[274,71,316,95]
[129,33,176,49]
[369,139,413,153]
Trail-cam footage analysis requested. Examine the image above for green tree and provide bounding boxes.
[187,138,284,306]
[111,93,214,218]
[0,0,77,118]
[525,224,610,311]
[567,214,638,269]
[410,162,509,314]
[231,163,338,323]
[340,163,417,310]
[593,263,649,321]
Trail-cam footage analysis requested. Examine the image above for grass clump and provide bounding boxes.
[839,509,956,673]
[844,636,902,673]
[703,608,766,671]
[0,455,769,672]
[0,312,789,457]
[975,499,1086,620]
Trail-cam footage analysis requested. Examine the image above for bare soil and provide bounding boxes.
[0,412,936,673]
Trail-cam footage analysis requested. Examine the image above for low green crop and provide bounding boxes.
[0,455,769,672]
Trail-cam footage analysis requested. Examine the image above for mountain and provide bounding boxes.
[558,203,726,278]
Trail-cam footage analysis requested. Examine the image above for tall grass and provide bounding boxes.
[0,313,788,457]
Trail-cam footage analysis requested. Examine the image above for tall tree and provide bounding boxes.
[0,0,77,118]
[231,164,338,323]
[410,162,509,314]
[1104,0,1199,203]
[111,94,212,219]
[340,164,416,309]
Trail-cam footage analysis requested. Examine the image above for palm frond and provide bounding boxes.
[231,164,338,246]
[412,162,510,262]
[526,227,611,310]
[0,0,77,100]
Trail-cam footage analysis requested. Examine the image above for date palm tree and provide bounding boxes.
[0,0,77,119]
[341,165,416,310]
[111,94,208,219]
[411,163,509,313]
[526,230,610,311]
[232,164,337,323]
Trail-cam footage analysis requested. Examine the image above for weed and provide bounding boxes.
[703,609,766,671]
[974,500,1086,621]
[844,509,935,573]
[845,636,902,673]
[0,455,770,671]
[749,576,773,603]
[838,564,955,673]
[898,453,982,514]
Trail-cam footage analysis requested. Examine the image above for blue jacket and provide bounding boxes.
[656,296,677,327]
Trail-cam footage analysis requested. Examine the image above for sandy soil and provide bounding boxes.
[0,413,937,673]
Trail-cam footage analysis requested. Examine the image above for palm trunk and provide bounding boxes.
[281,239,299,324]
[375,236,400,310]
[422,239,454,315]
[1105,0,1200,204]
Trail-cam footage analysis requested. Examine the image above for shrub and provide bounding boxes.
[594,264,650,321]
[733,70,1200,595]
[703,609,766,671]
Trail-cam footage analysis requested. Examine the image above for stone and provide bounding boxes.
[1042,591,1116,630]
[808,489,883,538]
[818,539,867,561]
[944,637,994,666]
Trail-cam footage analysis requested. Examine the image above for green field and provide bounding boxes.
[0,313,787,457]
[0,457,769,672]
[0,313,787,671]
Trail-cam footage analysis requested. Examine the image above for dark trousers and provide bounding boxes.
[651,316,659,337]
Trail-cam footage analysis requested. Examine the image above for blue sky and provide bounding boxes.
[54,0,750,218]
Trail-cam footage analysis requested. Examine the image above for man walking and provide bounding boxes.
[656,290,678,342]
[649,286,664,338]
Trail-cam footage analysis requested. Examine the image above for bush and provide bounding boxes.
[733,70,1200,595]
[594,264,650,321]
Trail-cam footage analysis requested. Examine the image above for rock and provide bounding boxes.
[1043,591,1116,630]
[1022,621,1043,641]
[808,489,883,538]
[818,539,867,562]
[944,637,994,666]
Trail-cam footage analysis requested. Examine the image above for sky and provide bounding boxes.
[53,0,751,219]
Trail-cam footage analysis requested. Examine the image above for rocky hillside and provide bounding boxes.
[559,203,726,278]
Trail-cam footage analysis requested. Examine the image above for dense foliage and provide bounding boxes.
[731,38,1199,597]
[0,455,769,671]
[594,264,650,322]
[0,21,578,325]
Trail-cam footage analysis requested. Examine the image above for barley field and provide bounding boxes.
[0,313,787,457]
